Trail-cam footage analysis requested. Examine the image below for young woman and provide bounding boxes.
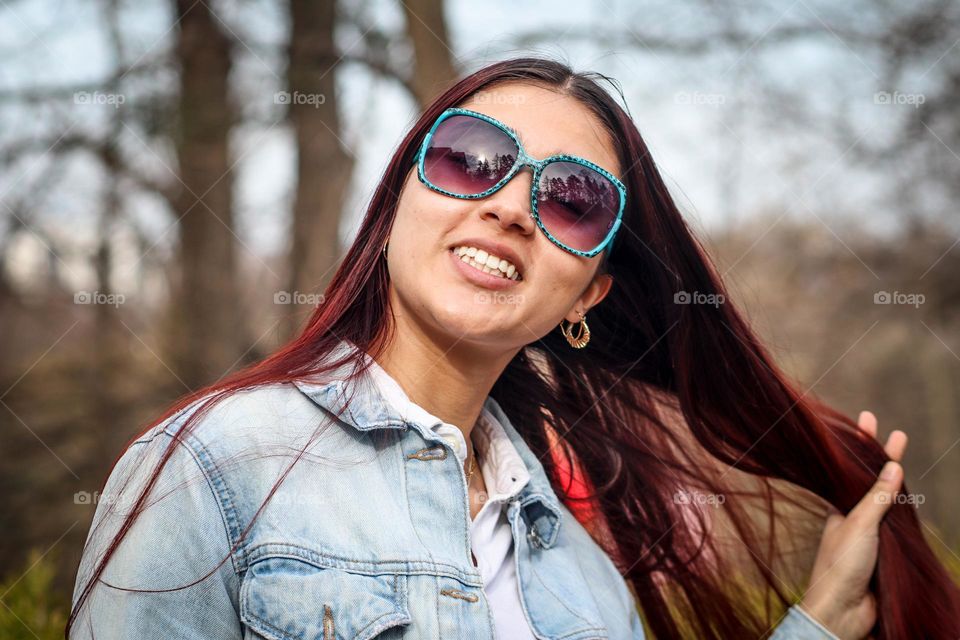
[68,57,960,639]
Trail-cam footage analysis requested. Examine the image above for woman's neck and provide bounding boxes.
[373,324,518,451]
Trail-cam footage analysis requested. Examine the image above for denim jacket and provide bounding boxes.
[71,339,836,639]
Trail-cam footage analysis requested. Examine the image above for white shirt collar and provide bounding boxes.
[365,356,532,501]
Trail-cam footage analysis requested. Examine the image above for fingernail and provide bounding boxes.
[880,461,898,481]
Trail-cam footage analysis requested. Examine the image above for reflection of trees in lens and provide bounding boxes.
[426,116,518,190]
[469,153,515,182]
[425,147,515,191]
[541,167,614,219]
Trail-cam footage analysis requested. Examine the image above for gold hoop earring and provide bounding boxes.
[560,310,590,349]
[382,238,389,260]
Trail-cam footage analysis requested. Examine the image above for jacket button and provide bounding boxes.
[527,525,543,549]
[440,587,479,603]
[440,433,462,456]
[406,446,447,461]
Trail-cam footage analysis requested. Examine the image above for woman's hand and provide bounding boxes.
[798,411,908,640]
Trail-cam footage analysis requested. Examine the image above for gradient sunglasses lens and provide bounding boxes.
[422,115,518,195]
[537,160,621,254]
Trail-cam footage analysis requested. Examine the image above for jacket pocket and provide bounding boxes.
[240,556,412,640]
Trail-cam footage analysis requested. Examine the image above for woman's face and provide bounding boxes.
[387,82,617,352]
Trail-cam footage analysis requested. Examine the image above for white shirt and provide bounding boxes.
[366,358,538,640]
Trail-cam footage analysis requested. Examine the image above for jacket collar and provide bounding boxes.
[291,337,563,549]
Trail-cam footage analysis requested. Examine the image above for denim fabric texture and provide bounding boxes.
[71,338,834,639]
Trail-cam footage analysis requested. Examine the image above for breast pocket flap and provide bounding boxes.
[240,556,412,640]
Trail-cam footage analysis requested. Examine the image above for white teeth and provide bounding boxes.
[452,245,522,281]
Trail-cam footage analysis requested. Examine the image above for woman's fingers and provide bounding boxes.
[847,461,904,529]
[801,412,908,639]
[857,409,909,461]
[823,508,845,536]
[883,430,908,462]
[857,410,878,439]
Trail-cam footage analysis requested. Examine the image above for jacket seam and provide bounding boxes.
[243,543,483,585]
[530,561,607,635]
[790,604,841,639]
[164,430,246,578]
[397,427,453,586]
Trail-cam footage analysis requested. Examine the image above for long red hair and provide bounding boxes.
[68,57,960,639]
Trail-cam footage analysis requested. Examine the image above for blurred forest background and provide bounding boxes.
[1,0,959,635]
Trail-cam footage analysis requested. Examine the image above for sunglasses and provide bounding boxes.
[413,107,626,258]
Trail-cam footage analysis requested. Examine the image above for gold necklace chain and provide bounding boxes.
[466,446,479,486]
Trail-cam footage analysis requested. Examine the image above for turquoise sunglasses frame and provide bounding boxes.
[413,107,626,258]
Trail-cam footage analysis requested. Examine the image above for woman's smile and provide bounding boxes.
[453,245,522,281]
[447,247,524,290]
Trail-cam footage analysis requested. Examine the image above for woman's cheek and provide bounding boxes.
[519,282,572,334]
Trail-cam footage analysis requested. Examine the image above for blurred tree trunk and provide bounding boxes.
[92,0,124,433]
[400,0,458,107]
[284,0,354,338]
[167,0,244,388]
[92,157,122,422]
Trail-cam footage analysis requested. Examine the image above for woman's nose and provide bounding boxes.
[480,167,538,234]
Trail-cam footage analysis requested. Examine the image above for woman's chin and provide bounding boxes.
[426,299,520,338]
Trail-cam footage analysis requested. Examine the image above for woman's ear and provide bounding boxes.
[591,273,614,306]
[565,273,614,323]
